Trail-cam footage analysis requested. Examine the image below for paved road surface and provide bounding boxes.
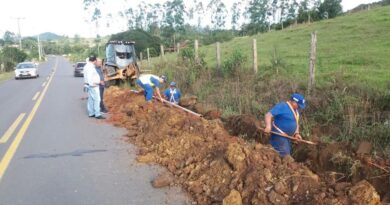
[0,56,189,205]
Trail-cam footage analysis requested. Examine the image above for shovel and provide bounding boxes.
[257,127,317,145]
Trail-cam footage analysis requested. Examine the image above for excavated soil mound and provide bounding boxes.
[105,87,384,205]
[294,142,390,202]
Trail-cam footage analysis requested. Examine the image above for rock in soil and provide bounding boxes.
[223,189,243,205]
[348,180,381,205]
[152,173,173,188]
[268,190,287,205]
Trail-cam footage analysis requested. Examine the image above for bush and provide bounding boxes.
[270,47,286,74]
[110,29,161,57]
[4,62,15,72]
[0,47,28,71]
[146,47,159,58]
[180,48,194,61]
[222,50,247,77]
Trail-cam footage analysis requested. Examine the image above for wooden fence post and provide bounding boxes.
[216,42,221,72]
[252,39,258,74]
[147,48,150,66]
[177,43,180,54]
[308,31,317,94]
[139,52,143,69]
[160,44,165,59]
[194,40,199,63]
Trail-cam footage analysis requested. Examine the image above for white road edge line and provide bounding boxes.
[32,91,40,101]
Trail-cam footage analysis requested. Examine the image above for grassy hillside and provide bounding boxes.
[150,6,390,91]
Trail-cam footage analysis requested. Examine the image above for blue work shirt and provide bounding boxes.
[164,88,182,104]
[150,76,161,88]
[95,67,104,88]
[270,102,299,136]
[269,101,300,157]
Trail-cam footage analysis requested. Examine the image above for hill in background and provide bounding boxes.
[37,32,62,41]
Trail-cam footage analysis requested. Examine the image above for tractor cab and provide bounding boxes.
[103,40,140,86]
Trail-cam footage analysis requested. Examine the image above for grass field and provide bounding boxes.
[146,6,390,91]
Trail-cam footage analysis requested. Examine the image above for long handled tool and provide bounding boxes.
[153,96,202,117]
[257,127,317,145]
[130,89,202,117]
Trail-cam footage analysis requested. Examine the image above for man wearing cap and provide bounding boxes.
[264,93,306,157]
[136,74,167,102]
[164,82,182,104]
[83,55,105,119]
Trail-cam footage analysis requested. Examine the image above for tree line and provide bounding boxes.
[0,31,93,71]
[84,0,344,45]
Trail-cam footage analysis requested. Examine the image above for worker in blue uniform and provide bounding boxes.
[136,74,167,102]
[164,82,182,104]
[264,93,306,157]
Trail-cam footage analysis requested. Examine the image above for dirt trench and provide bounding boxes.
[105,87,387,205]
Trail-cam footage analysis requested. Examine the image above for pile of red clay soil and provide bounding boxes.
[105,87,385,205]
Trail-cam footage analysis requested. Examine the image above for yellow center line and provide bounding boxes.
[0,113,26,144]
[0,58,58,183]
[32,91,40,101]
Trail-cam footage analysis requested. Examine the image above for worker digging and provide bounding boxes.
[264,93,306,157]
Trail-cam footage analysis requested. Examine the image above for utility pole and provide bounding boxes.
[37,34,42,61]
[13,17,25,49]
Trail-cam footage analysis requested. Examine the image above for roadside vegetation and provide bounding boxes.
[0,71,14,83]
[146,6,390,156]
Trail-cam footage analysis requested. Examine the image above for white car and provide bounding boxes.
[15,62,39,79]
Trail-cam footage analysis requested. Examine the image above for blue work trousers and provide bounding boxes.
[87,86,101,117]
[136,80,154,101]
[270,134,292,157]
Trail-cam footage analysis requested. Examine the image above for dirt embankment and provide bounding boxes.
[105,87,387,205]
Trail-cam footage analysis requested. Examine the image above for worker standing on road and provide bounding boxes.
[95,59,108,113]
[264,93,306,157]
[136,74,167,102]
[164,82,182,104]
[83,55,105,119]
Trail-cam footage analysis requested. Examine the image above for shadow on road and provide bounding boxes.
[23,149,107,159]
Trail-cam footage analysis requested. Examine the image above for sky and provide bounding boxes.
[0,0,381,38]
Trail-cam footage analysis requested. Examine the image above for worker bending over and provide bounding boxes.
[136,74,167,102]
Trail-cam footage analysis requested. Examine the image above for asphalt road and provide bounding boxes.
[0,56,189,205]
